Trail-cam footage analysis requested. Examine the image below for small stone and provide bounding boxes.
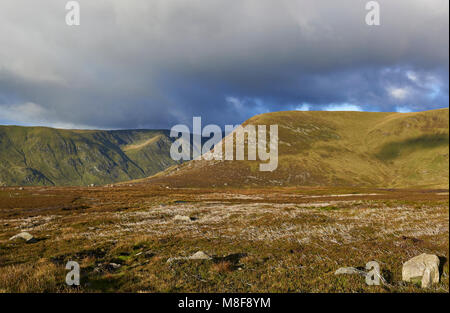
[189,251,212,260]
[174,215,194,222]
[402,253,440,288]
[9,232,37,243]
[335,267,366,276]
[166,251,212,263]
[109,263,121,269]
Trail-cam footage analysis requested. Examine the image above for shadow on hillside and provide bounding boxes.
[375,133,449,161]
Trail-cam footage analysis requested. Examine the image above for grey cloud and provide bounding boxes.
[0,0,448,129]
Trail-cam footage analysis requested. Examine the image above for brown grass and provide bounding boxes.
[211,261,233,273]
[0,185,448,293]
[0,259,73,293]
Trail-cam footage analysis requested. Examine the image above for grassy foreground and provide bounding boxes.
[0,185,448,293]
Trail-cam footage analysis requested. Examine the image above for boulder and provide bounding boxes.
[402,253,440,288]
[9,232,37,243]
[189,251,212,260]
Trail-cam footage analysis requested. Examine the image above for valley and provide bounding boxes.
[0,127,181,186]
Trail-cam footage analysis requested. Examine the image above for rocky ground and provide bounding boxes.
[0,185,448,292]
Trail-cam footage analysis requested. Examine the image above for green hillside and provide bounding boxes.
[0,126,180,186]
[148,108,449,189]
[1,109,448,188]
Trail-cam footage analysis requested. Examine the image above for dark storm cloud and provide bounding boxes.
[0,0,448,129]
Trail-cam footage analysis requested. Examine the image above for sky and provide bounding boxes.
[0,0,448,129]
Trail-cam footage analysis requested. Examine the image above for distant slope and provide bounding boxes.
[0,126,181,186]
[146,108,449,189]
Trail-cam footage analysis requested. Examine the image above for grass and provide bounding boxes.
[1,108,448,189]
[0,127,180,186]
[0,259,73,293]
[146,108,449,189]
[0,185,448,293]
[0,109,448,293]
[376,134,449,161]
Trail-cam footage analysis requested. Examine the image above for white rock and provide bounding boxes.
[109,263,121,269]
[335,267,366,277]
[9,232,37,243]
[421,268,432,289]
[174,215,194,222]
[402,253,440,288]
[189,251,212,260]
[166,251,212,263]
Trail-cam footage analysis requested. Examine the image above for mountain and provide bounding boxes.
[145,108,449,189]
[1,108,448,188]
[0,126,181,186]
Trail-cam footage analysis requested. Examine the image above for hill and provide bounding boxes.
[146,108,449,189]
[0,126,181,186]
